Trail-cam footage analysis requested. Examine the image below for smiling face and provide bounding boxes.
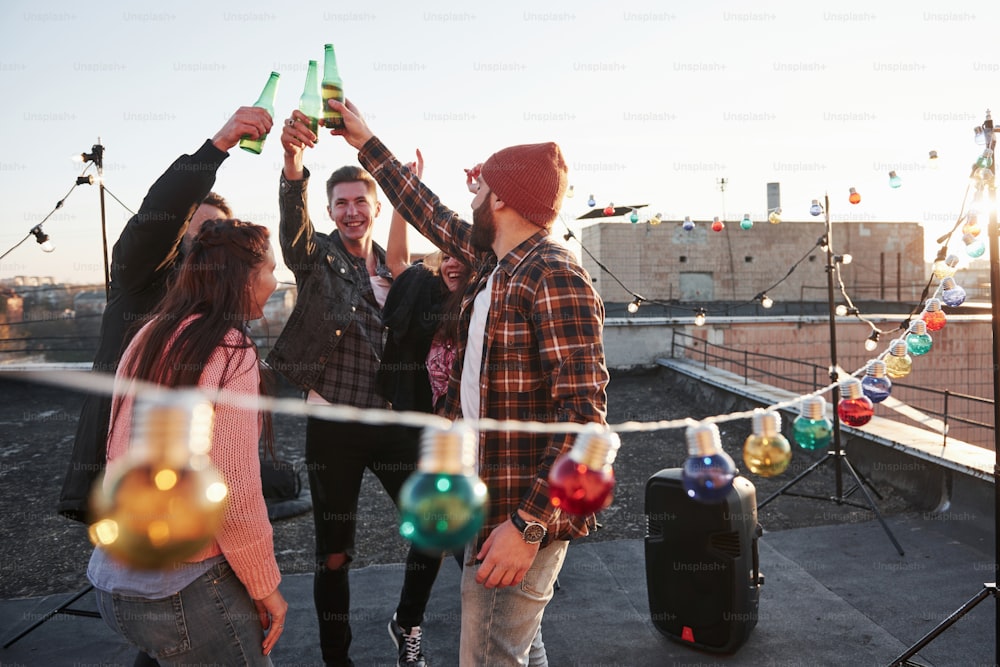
[439,254,469,293]
[327,180,381,255]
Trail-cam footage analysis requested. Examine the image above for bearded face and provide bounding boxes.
[471,194,497,251]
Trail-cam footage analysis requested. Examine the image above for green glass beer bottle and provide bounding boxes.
[321,44,344,130]
[299,60,322,136]
[239,71,280,154]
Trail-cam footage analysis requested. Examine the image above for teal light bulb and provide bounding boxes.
[963,232,986,258]
[888,170,902,188]
[398,425,488,552]
[740,213,753,230]
[792,396,832,451]
[630,209,639,224]
[905,320,933,356]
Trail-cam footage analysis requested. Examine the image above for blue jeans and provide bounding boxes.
[95,560,272,666]
[460,539,568,667]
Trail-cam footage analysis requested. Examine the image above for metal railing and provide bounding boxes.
[669,329,995,449]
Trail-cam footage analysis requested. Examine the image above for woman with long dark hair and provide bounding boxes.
[87,218,287,664]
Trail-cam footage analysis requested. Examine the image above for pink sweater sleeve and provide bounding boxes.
[193,330,281,600]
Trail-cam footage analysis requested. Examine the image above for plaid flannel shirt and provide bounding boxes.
[360,137,610,547]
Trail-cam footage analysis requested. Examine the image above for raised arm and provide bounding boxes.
[277,110,322,276]
[386,149,424,278]
[113,106,271,293]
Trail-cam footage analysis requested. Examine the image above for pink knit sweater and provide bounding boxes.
[106,321,281,600]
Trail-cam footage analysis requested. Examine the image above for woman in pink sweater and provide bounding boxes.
[87,218,287,664]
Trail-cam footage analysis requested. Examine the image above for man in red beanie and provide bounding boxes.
[328,98,610,667]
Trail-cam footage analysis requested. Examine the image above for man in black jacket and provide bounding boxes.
[57,106,273,523]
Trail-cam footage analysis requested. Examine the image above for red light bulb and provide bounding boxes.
[837,377,874,427]
[848,187,861,205]
[548,425,620,516]
[711,217,724,232]
[921,298,946,332]
[603,203,615,216]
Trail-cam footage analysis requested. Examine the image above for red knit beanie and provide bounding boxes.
[479,142,568,228]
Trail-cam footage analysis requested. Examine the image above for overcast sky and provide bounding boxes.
[1,0,997,286]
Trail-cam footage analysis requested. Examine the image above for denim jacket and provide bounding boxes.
[265,168,388,393]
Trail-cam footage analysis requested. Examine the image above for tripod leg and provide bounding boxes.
[757,452,832,509]
[2,585,96,648]
[840,457,905,556]
[888,584,995,667]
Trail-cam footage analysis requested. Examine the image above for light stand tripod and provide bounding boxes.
[756,193,905,557]
[888,109,1000,667]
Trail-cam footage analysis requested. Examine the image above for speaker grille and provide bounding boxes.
[710,531,742,558]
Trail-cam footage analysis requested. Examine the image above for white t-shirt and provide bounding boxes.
[461,267,498,427]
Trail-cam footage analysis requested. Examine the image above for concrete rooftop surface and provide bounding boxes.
[1,512,997,667]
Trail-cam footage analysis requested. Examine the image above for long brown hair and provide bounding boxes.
[117,218,274,453]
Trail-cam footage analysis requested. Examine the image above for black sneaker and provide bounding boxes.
[388,614,428,667]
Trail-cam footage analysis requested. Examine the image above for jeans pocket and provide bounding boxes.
[112,592,191,659]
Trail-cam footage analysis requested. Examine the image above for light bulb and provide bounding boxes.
[88,391,226,570]
[809,200,823,216]
[921,298,946,332]
[931,253,960,280]
[864,331,879,352]
[630,209,639,224]
[682,216,694,231]
[603,203,615,216]
[694,309,706,326]
[940,277,966,307]
[835,304,848,317]
[905,319,933,356]
[627,298,641,314]
[973,150,994,184]
[30,226,55,253]
[888,171,902,188]
[838,254,853,265]
[975,126,987,146]
[650,212,662,225]
[848,187,861,205]
[861,358,892,403]
[884,338,913,379]
[742,409,792,478]
[838,378,874,427]
[740,213,753,230]
[566,185,575,199]
[792,396,832,451]
[768,208,782,224]
[548,423,620,515]
[711,217,724,232]
[760,294,774,309]
[682,422,737,502]
[963,232,986,258]
[587,194,596,207]
[963,214,981,238]
[928,150,939,168]
[398,424,488,552]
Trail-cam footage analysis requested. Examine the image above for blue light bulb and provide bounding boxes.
[809,200,823,216]
[682,422,737,503]
[740,213,753,230]
[860,359,892,403]
[888,171,902,188]
[587,194,596,207]
[940,277,966,307]
[905,320,933,356]
[792,396,832,451]
[683,216,695,231]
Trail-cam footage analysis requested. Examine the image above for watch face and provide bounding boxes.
[523,523,546,544]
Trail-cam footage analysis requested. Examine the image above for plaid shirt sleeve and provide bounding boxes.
[518,265,609,525]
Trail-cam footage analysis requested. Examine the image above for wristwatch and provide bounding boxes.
[510,511,547,544]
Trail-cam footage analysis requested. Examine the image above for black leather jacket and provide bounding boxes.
[265,169,388,394]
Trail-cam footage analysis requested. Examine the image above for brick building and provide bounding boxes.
[580,219,926,306]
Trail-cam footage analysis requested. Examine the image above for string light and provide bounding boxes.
[682,422,737,503]
[848,187,861,204]
[759,293,774,309]
[627,297,642,314]
[792,396,832,451]
[931,253,960,280]
[864,330,880,352]
[682,216,694,231]
[837,377,874,427]
[884,338,913,379]
[963,232,986,258]
[768,208,782,224]
[630,209,639,224]
[809,199,823,216]
[740,213,753,230]
[548,424,620,515]
[565,185,575,199]
[742,409,792,478]
[693,309,707,326]
[650,212,662,226]
[905,320,933,356]
[888,170,902,188]
[921,298,946,332]
[928,150,939,168]
[940,277,967,307]
[603,203,615,216]
[587,194,596,207]
[711,217,724,232]
[30,226,55,253]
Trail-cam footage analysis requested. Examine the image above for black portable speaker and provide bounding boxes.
[644,468,763,653]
